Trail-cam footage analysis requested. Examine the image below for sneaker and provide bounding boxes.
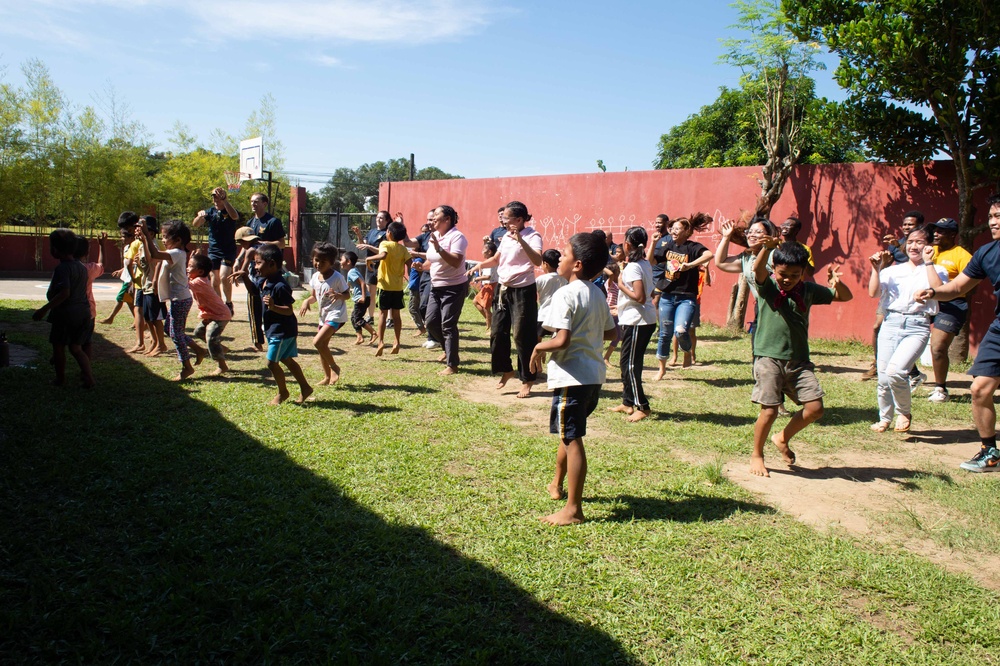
[927,386,949,403]
[860,362,877,381]
[909,371,927,392]
[959,447,1000,473]
[422,340,440,349]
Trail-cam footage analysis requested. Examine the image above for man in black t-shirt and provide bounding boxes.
[193,186,241,312]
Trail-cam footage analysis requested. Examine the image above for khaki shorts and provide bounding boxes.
[751,356,824,406]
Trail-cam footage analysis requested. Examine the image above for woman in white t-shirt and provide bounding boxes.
[868,225,946,433]
[424,205,469,375]
[610,227,657,422]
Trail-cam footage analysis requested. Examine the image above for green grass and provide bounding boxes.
[1,298,999,664]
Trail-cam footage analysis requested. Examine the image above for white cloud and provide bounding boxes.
[309,54,345,68]
[7,0,503,46]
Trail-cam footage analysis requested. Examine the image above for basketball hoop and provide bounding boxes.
[224,171,250,193]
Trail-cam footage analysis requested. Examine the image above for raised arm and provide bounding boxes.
[826,264,853,302]
[868,250,890,298]
[714,220,743,273]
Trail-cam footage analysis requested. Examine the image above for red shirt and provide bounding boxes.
[189,276,232,322]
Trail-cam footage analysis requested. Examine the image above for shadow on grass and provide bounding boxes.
[0,323,635,663]
[689,377,754,388]
[651,410,757,427]
[307,398,403,415]
[904,428,980,446]
[352,382,439,394]
[820,406,879,426]
[592,492,774,523]
[768,465,954,487]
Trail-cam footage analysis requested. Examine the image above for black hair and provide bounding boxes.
[312,241,339,263]
[748,217,779,237]
[568,232,607,280]
[73,235,89,259]
[117,211,139,230]
[906,225,933,244]
[49,228,77,257]
[541,249,561,270]
[903,210,925,225]
[190,253,213,276]
[162,220,191,248]
[591,229,607,243]
[771,241,810,268]
[141,215,158,234]
[987,194,1000,209]
[497,206,505,214]
[436,205,459,227]
[343,250,359,266]
[256,243,282,267]
[483,240,497,256]
[623,226,648,263]
[655,213,670,230]
[387,221,407,241]
[504,201,531,222]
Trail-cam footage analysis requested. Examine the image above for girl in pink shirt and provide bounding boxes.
[187,253,232,375]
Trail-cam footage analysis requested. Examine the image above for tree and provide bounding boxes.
[311,158,461,213]
[782,0,1000,249]
[720,0,826,217]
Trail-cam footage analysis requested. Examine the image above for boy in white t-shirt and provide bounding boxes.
[533,249,568,367]
[529,233,617,526]
[299,242,349,385]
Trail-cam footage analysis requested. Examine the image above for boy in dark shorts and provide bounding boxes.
[135,215,169,357]
[32,229,95,388]
[749,240,853,477]
[234,244,312,405]
[343,251,376,345]
[365,221,411,357]
[916,194,1000,472]
[529,232,617,525]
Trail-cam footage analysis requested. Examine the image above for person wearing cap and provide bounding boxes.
[925,217,972,403]
[228,226,265,351]
[915,195,1000,473]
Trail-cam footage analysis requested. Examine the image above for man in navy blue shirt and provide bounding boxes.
[916,195,1000,473]
[193,186,241,313]
[248,193,285,249]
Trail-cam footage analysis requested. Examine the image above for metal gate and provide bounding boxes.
[299,211,377,276]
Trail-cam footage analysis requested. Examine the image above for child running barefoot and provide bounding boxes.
[137,219,205,381]
[299,242,349,385]
[343,251,376,345]
[530,232,616,525]
[365,221,411,356]
[609,227,657,422]
[186,253,233,376]
[32,229,95,388]
[236,244,313,405]
[749,240,852,477]
[472,241,498,331]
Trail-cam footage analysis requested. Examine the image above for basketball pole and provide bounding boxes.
[262,171,273,214]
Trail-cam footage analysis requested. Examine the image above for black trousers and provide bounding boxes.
[619,323,656,411]
[426,281,469,369]
[491,283,539,383]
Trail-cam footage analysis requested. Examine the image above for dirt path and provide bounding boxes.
[459,374,997,589]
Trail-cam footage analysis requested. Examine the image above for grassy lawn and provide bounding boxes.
[2,295,999,664]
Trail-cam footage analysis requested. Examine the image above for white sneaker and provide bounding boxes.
[927,386,949,403]
[422,340,440,349]
[909,371,927,391]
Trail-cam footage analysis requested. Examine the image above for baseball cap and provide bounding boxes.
[929,218,958,232]
[235,226,260,242]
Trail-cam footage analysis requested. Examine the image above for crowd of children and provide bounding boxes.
[31,194,1000,525]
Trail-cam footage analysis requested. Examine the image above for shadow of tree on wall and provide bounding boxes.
[883,162,958,226]
[0,324,635,663]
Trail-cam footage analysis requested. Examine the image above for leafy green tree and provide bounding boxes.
[783,0,1000,248]
[719,0,827,216]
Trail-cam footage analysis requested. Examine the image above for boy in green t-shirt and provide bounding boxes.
[365,221,412,357]
[750,241,852,477]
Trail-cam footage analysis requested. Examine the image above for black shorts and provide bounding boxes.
[50,316,93,347]
[377,289,404,311]
[549,384,601,440]
[932,300,968,335]
[970,322,1000,378]
[209,254,236,271]
[140,291,167,323]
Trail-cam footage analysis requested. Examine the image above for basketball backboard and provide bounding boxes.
[239,136,263,180]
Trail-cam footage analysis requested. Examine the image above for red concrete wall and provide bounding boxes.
[378,162,996,350]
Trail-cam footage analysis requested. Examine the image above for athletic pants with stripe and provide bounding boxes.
[619,323,656,411]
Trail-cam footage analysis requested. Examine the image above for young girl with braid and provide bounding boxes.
[609,227,657,422]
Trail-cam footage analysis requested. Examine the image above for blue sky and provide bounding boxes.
[1,1,845,190]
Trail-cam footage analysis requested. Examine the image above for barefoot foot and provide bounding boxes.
[496,371,516,389]
[539,506,584,525]
[547,482,565,500]
[270,391,290,405]
[295,386,314,404]
[653,369,665,381]
[390,345,400,355]
[374,344,385,357]
[516,382,534,399]
[771,433,796,466]
[608,404,634,414]
[438,366,457,376]
[318,377,331,386]
[749,455,770,477]
[626,409,650,422]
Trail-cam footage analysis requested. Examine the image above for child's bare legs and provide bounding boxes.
[654,358,667,381]
[671,336,679,366]
[127,308,146,353]
[484,308,492,332]
[283,357,313,404]
[541,438,586,525]
[751,405,779,477]
[51,344,67,386]
[547,442,568,499]
[314,324,341,385]
[267,360,290,404]
[145,320,166,356]
[68,343,95,388]
[390,309,402,353]
[100,300,124,325]
[690,328,698,364]
[771,399,820,464]
[374,310,388,356]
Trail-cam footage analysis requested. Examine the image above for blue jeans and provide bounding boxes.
[657,294,695,359]
[876,312,930,423]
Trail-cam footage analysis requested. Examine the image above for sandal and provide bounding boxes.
[870,420,890,433]
[893,414,911,432]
